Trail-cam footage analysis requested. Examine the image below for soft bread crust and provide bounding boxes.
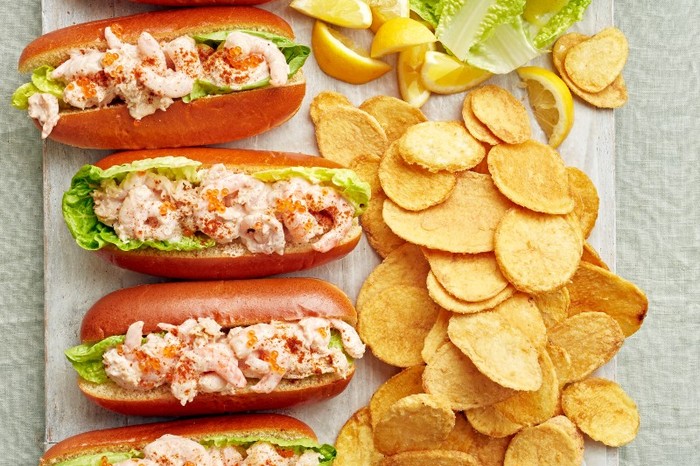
[18,7,304,149]
[76,278,358,416]
[78,370,353,416]
[80,278,358,340]
[88,148,362,279]
[41,413,316,465]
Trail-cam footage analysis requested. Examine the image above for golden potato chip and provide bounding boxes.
[466,405,523,438]
[581,241,609,270]
[380,450,479,466]
[350,153,382,196]
[424,249,509,302]
[316,106,389,166]
[489,141,574,214]
[335,407,384,466]
[491,293,547,349]
[567,166,599,237]
[534,287,571,329]
[494,208,582,294]
[553,33,628,109]
[356,243,428,310]
[562,378,640,447]
[448,311,542,391]
[435,413,477,453]
[462,93,502,145]
[398,121,485,172]
[423,342,515,410]
[504,416,584,466]
[493,350,559,426]
[427,272,516,314]
[470,153,491,175]
[379,142,457,211]
[564,27,629,93]
[360,95,428,144]
[546,342,573,389]
[373,393,455,455]
[470,85,531,144]
[361,191,407,259]
[567,262,648,336]
[465,431,511,466]
[547,312,625,382]
[422,309,451,364]
[427,250,509,302]
[359,285,441,367]
[310,90,353,125]
[370,366,426,430]
[384,172,515,253]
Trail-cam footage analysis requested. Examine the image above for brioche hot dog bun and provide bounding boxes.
[17,7,306,149]
[63,147,367,279]
[70,278,361,417]
[41,414,333,466]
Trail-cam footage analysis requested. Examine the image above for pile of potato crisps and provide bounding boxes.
[310,87,647,465]
[553,27,629,108]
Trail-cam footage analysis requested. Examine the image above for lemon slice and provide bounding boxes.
[369,0,410,33]
[517,66,575,148]
[420,51,492,94]
[311,21,392,84]
[398,43,432,107]
[523,0,568,26]
[291,0,372,29]
[370,17,436,58]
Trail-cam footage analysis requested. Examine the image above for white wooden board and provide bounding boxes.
[42,1,617,464]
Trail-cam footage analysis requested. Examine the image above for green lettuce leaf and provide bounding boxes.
[62,156,214,252]
[409,0,441,27]
[465,17,541,74]
[533,0,592,48]
[436,0,526,61]
[12,65,65,109]
[184,29,310,103]
[253,167,371,215]
[65,335,125,383]
[55,451,142,466]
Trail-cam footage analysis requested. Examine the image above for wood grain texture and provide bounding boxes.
[41,1,616,464]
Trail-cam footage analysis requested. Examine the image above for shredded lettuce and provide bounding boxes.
[184,29,310,103]
[62,156,370,253]
[11,65,65,109]
[410,0,591,74]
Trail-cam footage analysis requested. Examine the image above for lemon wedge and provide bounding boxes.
[369,0,410,33]
[291,0,372,29]
[420,51,491,94]
[397,43,432,107]
[311,21,392,84]
[517,66,574,148]
[370,17,436,58]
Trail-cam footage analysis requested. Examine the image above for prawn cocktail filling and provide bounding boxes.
[66,316,365,406]
[62,156,371,255]
[13,27,310,138]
